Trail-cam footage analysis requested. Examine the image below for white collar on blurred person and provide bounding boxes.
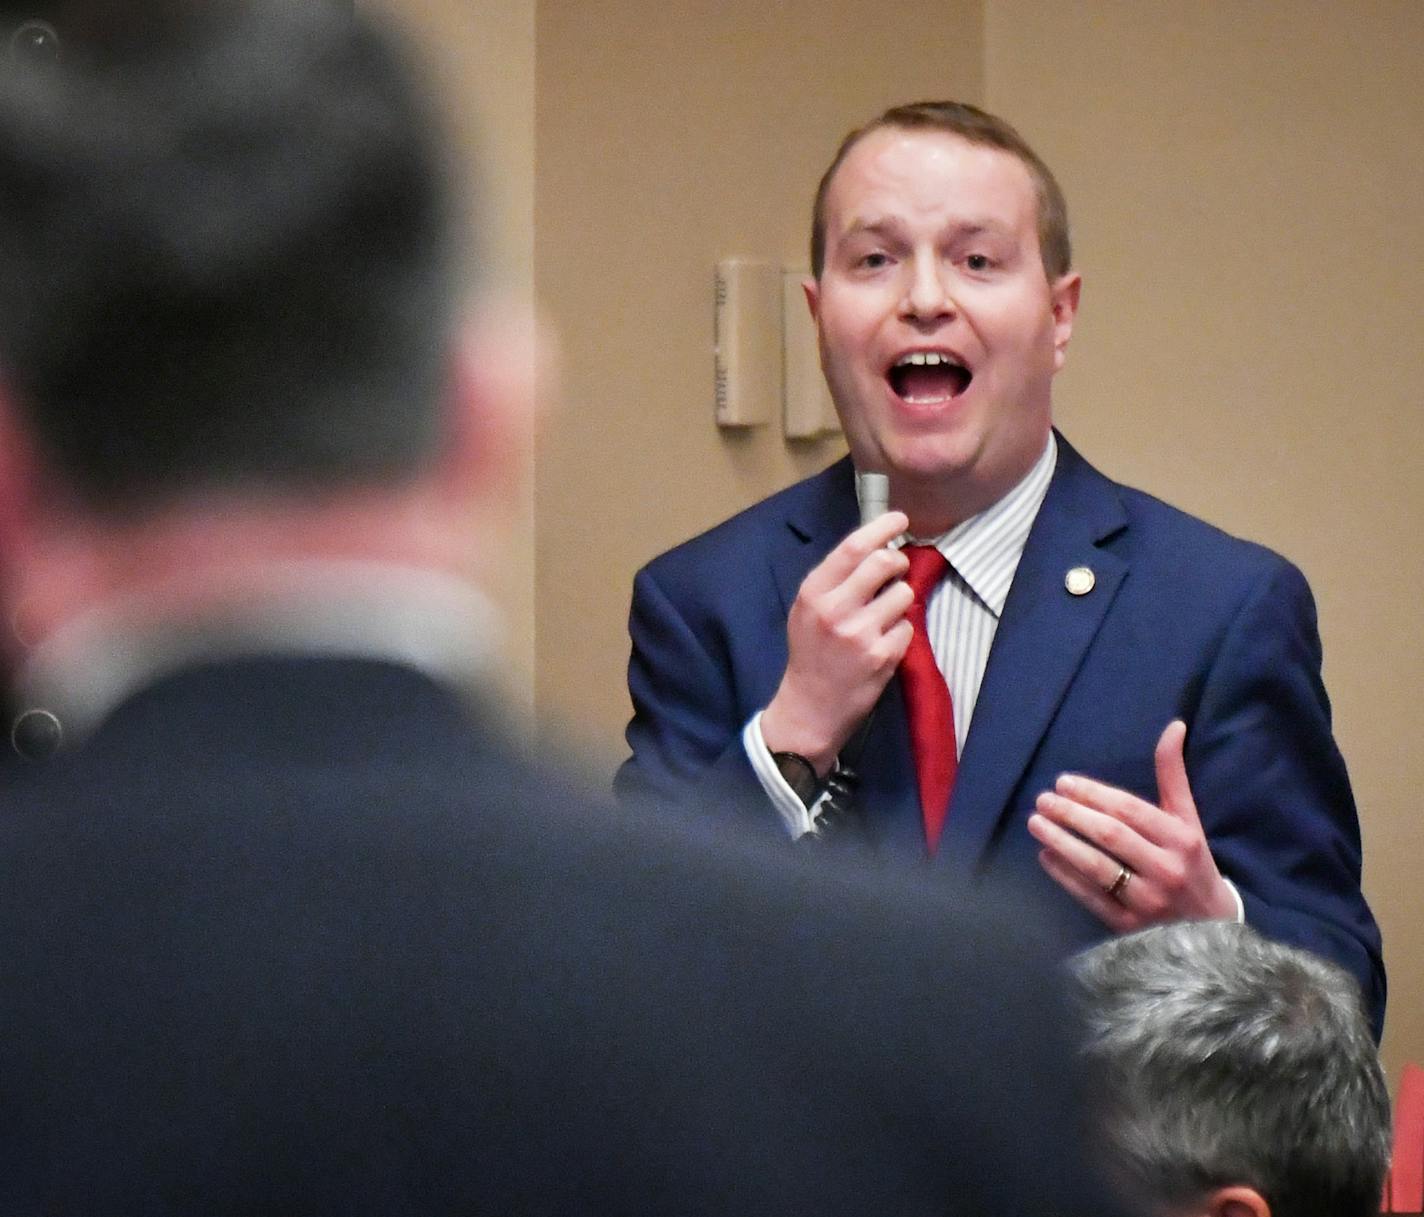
[14,560,502,744]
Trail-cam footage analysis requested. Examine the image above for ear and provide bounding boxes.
[1202,1183,1271,1217]
[0,386,49,569]
[436,299,554,517]
[802,276,821,324]
[0,385,76,663]
[1049,271,1082,372]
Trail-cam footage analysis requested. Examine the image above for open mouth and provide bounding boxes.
[887,351,972,404]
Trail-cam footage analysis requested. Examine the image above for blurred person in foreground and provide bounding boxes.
[0,3,1123,1213]
[1073,921,1390,1217]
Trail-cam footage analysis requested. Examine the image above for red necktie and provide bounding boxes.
[900,545,957,852]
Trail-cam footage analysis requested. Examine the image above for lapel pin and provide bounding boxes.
[1065,566,1096,596]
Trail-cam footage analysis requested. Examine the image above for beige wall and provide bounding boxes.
[533,0,984,758]
[384,0,538,720]
[985,0,1424,1076]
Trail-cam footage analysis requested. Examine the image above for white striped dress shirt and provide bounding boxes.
[913,432,1057,759]
[745,434,1058,837]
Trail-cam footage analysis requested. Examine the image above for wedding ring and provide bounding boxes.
[1105,864,1132,901]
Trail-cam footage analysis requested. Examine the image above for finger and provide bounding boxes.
[1026,805,1145,892]
[833,544,911,614]
[1037,785,1168,872]
[803,512,909,593]
[1037,792,1220,922]
[1153,719,1199,823]
[824,599,914,681]
[874,617,915,668]
[803,551,910,665]
[1036,848,1138,934]
[1053,772,1173,849]
[846,572,914,637]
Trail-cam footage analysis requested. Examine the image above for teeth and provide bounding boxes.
[894,351,959,369]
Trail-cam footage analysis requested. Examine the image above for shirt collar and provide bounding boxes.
[15,560,502,743]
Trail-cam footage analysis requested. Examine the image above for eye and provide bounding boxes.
[965,253,993,272]
[858,251,892,270]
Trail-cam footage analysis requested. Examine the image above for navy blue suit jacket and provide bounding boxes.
[0,653,1122,1214]
[619,434,1385,1033]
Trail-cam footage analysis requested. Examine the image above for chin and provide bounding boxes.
[884,437,983,483]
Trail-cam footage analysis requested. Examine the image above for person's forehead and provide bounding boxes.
[825,127,1037,239]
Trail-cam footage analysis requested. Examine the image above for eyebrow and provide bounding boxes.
[950,220,1015,241]
[837,216,1016,242]
[836,218,902,244]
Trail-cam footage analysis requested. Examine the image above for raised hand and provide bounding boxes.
[1027,720,1238,932]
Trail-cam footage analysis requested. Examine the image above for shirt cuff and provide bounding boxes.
[1223,877,1245,923]
[742,710,817,838]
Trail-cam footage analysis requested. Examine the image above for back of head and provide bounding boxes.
[1072,922,1390,1217]
[0,0,459,515]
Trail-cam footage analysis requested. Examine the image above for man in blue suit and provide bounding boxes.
[0,29,1124,1216]
[619,101,1384,1033]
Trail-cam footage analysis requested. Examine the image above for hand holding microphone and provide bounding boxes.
[760,472,909,780]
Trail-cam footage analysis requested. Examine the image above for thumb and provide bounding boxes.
[1154,719,1197,819]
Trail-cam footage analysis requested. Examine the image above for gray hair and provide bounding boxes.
[1072,922,1390,1217]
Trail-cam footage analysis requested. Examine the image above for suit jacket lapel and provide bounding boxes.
[770,456,859,614]
[939,437,1130,874]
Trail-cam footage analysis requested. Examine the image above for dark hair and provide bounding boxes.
[1072,922,1390,1217]
[0,0,460,512]
[809,100,1071,282]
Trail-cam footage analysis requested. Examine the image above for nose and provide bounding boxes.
[901,251,955,324]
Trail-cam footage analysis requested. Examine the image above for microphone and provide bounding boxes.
[858,471,889,523]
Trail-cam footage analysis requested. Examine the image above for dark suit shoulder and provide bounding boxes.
[1057,436,1301,592]
[1119,483,1289,566]
[1108,481,1317,639]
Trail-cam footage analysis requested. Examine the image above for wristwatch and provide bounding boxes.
[772,750,823,809]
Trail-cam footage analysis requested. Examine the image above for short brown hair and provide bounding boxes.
[809,100,1071,281]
